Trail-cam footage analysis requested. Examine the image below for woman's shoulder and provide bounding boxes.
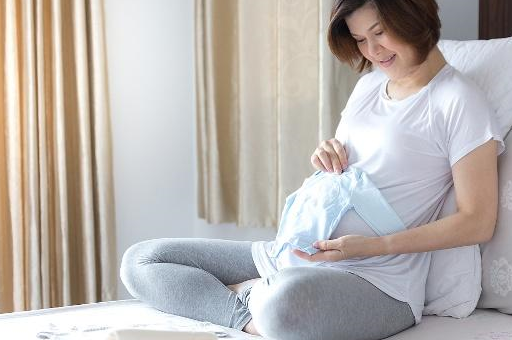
[354,69,387,92]
[347,69,387,106]
[429,64,489,106]
[429,64,495,128]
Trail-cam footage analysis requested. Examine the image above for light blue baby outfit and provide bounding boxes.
[270,166,406,268]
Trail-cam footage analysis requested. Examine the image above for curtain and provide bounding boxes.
[195,0,359,228]
[0,0,116,312]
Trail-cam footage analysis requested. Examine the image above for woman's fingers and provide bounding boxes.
[311,154,328,172]
[311,139,347,173]
[330,139,348,170]
[316,147,337,172]
[292,238,348,262]
[292,248,344,262]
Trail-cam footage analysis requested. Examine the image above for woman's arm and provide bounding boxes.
[382,139,499,254]
[294,139,499,262]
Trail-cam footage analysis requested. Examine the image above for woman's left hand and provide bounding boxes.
[292,235,371,262]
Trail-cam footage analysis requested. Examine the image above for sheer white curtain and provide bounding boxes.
[195,0,359,228]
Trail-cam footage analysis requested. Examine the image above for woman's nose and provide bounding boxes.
[368,40,383,59]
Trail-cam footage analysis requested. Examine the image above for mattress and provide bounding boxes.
[387,309,512,340]
[0,299,256,339]
[1,300,511,339]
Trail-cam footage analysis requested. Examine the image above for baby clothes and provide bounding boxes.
[270,167,406,270]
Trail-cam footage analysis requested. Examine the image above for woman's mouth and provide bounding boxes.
[379,54,396,68]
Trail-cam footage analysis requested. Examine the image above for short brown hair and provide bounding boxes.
[328,0,441,72]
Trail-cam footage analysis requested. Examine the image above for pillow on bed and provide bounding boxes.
[423,187,482,318]
[477,133,512,314]
[438,37,512,138]
[423,37,512,318]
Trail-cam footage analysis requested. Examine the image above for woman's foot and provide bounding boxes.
[227,278,261,295]
[227,278,262,335]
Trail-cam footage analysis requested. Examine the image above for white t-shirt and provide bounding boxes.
[251,63,505,324]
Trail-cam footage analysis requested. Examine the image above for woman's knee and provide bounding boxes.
[249,268,314,337]
[119,239,168,294]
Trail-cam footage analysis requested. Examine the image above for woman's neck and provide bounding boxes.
[387,47,447,100]
[392,47,447,89]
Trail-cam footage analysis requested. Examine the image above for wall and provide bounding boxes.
[437,0,479,40]
[104,0,480,300]
[104,0,196,299]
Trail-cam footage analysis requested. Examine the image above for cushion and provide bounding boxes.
[423,38,512,317]
[438,37,512,138]
[477,133,512,313]
[423,187,482,317]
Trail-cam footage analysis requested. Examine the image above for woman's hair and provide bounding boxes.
[328,0,441,72]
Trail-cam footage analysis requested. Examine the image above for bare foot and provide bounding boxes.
[243,320,260,336]
[227,278,261,294]
[227,279,262,335]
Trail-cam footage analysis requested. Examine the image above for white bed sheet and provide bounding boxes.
[0,299,258,340]
[1,300,511,340]
[387,309,512,340]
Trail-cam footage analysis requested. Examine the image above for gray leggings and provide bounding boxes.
[120,238,415,340]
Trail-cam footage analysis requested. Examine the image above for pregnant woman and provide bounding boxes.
[120,1,504,339]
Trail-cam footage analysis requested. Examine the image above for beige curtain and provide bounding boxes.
[195,0,359,228]
[0,0,116,313]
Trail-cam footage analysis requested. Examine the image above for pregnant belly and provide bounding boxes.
[330,209,380,239]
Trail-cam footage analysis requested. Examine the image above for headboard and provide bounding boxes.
[479,0,512,39]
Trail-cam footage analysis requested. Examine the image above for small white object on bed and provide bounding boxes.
[0,300,252,340]
[104,329,217,340]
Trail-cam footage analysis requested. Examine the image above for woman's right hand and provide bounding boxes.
[310,138,348,174]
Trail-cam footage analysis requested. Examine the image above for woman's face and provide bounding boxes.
[345,3,419,80]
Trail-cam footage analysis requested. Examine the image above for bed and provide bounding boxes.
[1,37,512,340]
[0,299,254,339]
[0,299,511,339]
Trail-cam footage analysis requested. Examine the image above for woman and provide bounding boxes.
[120,1,504,339]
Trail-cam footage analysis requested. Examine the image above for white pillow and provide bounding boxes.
[423,37,512,317]
[423,186,482,317]
[477,131,512,313]
[438,37,512,138]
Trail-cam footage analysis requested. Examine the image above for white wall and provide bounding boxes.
[104,0,480,300]
[105,0,196,299]
[104,0,275,300]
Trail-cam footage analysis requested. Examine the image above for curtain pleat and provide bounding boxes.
[276,0,321,215]
[195,0,206,220]
[4,0,25,311]
[195,0,359,228]
[0,0,116,313]
[87,0,116,301]
[238,0,278,227]
[0,0,12,311]
[36,0,52,309]
[21,0,42,310]
[318,0,360,142]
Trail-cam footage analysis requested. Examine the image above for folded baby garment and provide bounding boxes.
[270,166,406,268]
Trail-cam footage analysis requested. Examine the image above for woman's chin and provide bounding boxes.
[374,66,402,81]
[374,65,393,78]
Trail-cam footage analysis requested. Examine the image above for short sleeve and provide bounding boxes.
[334,71,386,144]
[334,108,349,144]
[439,86,505,167]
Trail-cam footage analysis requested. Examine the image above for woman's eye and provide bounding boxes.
[356,38,366,44]
[375,31,383,36]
